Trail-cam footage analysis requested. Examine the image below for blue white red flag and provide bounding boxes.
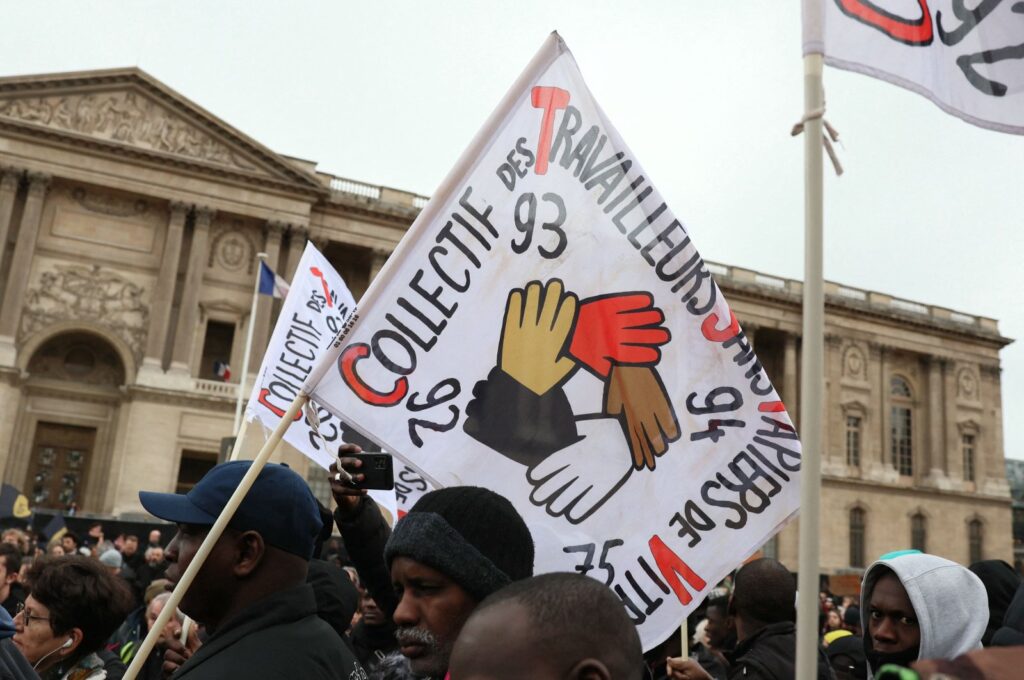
[213,361,231,381]
[258,262,290,299]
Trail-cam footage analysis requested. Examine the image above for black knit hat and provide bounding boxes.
[384,486,534,601]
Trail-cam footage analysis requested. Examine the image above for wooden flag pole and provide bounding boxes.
[123,391,308,680]
[679,620,689,659]
[794,51,826,680]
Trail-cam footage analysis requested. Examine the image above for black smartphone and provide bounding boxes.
[344,452,395,490]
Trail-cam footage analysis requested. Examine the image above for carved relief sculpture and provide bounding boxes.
[20,264,149,360]
[843,343,868,381]
[70,186,149,218]
[958,367,979,400]
[0,91,257,171]
[209,221,256,274]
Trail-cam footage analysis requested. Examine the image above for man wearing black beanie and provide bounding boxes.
[332,445,535,680]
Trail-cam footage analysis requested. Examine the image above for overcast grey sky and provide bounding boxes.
[4,1,1023,458]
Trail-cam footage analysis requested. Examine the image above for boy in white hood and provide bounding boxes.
[860,551,988,677]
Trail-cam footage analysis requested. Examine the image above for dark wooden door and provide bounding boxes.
[26,422,96,510]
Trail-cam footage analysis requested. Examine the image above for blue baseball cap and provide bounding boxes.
[138,460,322,560]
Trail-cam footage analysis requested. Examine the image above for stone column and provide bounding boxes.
[924,356,947,486]
[823,334,844,472]
[139,201,189,378]
[284,225,308,280]
[247,221,285,372]
[742,323,757,350]
[783,333,798,428]
[0,167,22,259]
[866,343,888,479]
[980,364,1008,495]
[944,362,961,482]
[0,172,50,367]
[369,247,391,282]
[169,207,215,376]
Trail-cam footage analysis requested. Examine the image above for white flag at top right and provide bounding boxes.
[803,0,1024,135]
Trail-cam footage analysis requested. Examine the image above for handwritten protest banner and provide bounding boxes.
[805,0,1024,134]
[304,33,801,647]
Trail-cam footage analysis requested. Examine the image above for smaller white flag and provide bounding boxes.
[245,243,356,469]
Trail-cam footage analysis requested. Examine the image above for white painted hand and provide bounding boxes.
[526,418,633,525]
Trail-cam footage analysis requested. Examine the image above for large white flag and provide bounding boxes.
[304,33,801,647]
[804,0,1024,134]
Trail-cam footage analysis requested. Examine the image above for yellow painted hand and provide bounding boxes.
[498,279,579,396]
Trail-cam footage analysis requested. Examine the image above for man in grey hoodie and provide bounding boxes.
[860,551,988,677]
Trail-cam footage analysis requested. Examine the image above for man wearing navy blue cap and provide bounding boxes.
[139,460,366,679]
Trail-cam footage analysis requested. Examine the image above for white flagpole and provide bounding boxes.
[123,392,308,680]
[796,3,825,678]
[233,252,268,432]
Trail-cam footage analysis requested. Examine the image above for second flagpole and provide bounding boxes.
[233,252,269,433]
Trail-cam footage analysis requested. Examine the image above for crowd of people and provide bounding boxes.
[0,443,1020,679]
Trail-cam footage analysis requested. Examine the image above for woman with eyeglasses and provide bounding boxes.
[13,555,133,679]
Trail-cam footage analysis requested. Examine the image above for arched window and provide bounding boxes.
[890,376,913,476]
[850,507,866,568]
[969,519,984,564]
[911,513,927,553]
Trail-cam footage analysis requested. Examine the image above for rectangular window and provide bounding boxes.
[850,509,866,568]
[762,535,779,560]
[963,434,976,483]
[969,520,984,564]
[199,320,235,380]
[891,406,913,476]
[176,450,217,494]
[846,415,862,467]
[911,515,927,553]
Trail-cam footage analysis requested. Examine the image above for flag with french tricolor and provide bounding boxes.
[258,261,291,299]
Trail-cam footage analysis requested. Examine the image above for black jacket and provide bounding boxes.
[172,583,366,680]
[335,497,397,617]
[728,622,833,680]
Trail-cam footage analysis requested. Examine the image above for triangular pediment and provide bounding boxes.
[0,68,323,191]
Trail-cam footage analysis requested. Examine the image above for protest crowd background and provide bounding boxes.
[0,453,1021,679]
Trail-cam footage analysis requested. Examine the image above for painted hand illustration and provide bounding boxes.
[604,365,680,471]
[526,418,633,525]
[498,279,578,396]
[569,293,670,378]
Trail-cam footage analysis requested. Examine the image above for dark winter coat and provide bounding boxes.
[728,622,833,680]
[172,584,365,680]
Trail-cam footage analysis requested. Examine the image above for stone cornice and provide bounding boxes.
[718,279,1011,349]
[0,68,328,198]
[823,474,1012,505]
[0,117,327,200]
[126,383,236,409]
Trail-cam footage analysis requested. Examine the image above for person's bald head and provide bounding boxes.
[449,573,642,680]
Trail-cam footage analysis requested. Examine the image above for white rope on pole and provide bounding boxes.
[123,392,309,680]
[794,52,826,680]
[791,106,844,176]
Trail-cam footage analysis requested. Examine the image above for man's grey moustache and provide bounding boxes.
[395,626,437,646]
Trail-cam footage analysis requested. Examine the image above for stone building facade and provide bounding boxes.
[0,68,1012,571]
